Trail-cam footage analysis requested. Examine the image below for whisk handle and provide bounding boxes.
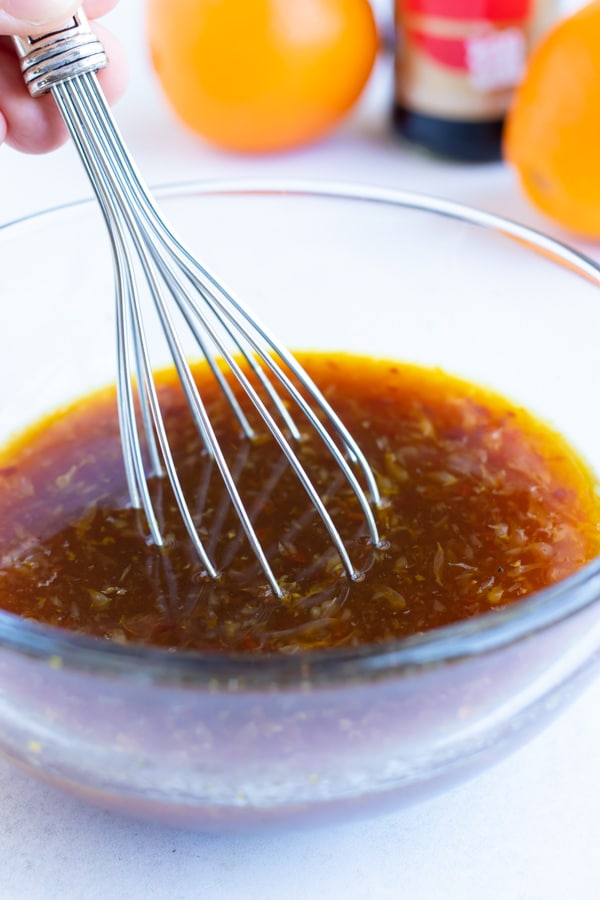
[12,8,107,98]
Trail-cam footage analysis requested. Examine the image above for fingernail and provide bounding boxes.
[2,0,76,27]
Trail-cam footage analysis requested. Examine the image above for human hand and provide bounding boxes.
[0,0,126,152]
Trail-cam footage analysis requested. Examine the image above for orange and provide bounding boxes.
[504,1,600,239]
[146,0,378,154]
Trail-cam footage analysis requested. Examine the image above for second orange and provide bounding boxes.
[146,0,379,154]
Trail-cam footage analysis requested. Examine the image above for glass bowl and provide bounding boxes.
[1,180,600,830]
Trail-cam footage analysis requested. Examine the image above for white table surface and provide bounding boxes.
[2,2,600,898]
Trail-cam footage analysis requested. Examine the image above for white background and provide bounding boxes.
[1,2,600,898]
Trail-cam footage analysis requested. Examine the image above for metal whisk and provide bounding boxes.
[13,10,380,597]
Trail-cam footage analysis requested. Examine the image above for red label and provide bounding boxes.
[406,25,527,90]
[408,30,468,69]
[404,0,530,22]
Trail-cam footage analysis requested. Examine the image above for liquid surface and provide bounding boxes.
[1,353,599,653]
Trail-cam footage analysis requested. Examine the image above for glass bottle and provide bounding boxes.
[393,0,557,162]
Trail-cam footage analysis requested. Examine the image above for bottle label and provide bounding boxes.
[395,0,539,120]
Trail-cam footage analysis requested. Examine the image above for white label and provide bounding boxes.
[465,28,526,92]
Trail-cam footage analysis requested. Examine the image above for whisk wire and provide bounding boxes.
[57,71,376,586]
[57,76,308,593]
[69,73,350,492]
[61,72,356,463]
[51,81,165,545]
[52,81,162,520]
[54,77,226,580]
[14,13,382,595]
[157,219,382,516]
[78,75,305,444]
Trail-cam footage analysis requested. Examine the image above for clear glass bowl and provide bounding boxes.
[1,180,600,830]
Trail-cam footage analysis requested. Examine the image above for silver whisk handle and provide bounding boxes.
[12,9,107,98]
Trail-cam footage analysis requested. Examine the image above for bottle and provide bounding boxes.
[393,0,556,162]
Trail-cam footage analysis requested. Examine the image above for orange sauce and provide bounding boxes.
[0,352,598,652]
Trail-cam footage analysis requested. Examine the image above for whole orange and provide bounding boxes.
[146,0,378,154]
[504,1,600,238]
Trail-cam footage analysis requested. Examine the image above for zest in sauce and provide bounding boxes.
[0,353,598,653]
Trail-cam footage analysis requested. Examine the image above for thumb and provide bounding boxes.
[0,0,80,35]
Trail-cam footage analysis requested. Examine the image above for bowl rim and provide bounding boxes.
[2,177,600,689]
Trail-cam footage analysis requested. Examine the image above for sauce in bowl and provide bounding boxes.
[1,352,598,653]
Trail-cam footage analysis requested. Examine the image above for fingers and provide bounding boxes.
[0,21,127,153]
[0,38,68,152]
[0,2,126,153]
[0,0,117,34]
[0,1,80,34]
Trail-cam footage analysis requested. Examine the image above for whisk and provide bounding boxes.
[13,10,380,597]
